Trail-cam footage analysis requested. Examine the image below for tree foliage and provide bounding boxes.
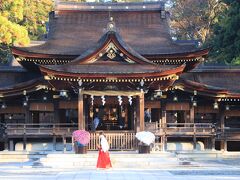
[22,0,53,40]
[0,0,30,46]
[62,0,143,2]
[0,0,53,64]
[169,0,227,43]
[205,1,240,65]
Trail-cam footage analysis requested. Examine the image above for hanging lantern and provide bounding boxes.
[193,101,197,107]
[60,90,68,97]
[23,101,28,107]
[173,95,178,102]
[23,90,27,96]
[155,89,162,97]
[1,102,6,109]
[194,90,197,96]
[121,111,126,118]
[213,102,219,109]
[225,104,230,111]
[140,79,144,93]
[43,96,47,101]
[89,110,94,118]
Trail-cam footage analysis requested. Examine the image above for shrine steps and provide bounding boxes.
[175,150,240,160]
[1,151,239,169]
[38,152,179,169]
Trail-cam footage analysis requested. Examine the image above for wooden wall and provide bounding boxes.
[29,103,54,111]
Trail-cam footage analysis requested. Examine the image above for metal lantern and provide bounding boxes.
[213,102,219,109]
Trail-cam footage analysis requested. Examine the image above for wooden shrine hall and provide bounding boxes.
[0,1,240,152]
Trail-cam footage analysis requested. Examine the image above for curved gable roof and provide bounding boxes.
[13,2,199,56]
[68,30,154,65]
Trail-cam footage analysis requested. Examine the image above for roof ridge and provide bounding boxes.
[56,1,165,11]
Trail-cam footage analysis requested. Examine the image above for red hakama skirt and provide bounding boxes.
[96,149,112,169]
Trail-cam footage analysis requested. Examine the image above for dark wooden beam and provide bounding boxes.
[189,106,195,123]
[78,89,85,130]
[136,92,145,132]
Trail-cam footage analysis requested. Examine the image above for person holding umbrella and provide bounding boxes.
[72,130,90,154]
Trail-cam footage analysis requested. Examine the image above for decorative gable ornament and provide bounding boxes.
[107,49,116,59]
[106,42,117,59]
[107,17,116,32]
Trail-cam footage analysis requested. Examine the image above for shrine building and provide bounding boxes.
[0,1,240,152]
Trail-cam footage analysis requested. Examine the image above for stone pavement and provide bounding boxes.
[0,151,240,180]
[0,167,240,180]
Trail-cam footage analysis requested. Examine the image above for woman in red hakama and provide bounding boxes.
[96,132,112,169]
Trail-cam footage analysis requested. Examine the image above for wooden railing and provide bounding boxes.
[216,127,240,140]
[4,123,136,150]
[5,123,78,136]
[88,131,136,150]
[4,122,240,150]
[146,123,215,136]
[5,123,216,137]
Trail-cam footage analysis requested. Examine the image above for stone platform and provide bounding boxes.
[0,150,240,169]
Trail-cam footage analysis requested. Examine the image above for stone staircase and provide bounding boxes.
[38,151,179,169]
[174,150,240,161]
[175,150,223,161]
[0,151,47,163]
[1,150,239,169]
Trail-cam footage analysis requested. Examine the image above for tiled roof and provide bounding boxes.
[181,68,240,93]
[17,2,198,56]
[56,2,165,11]
[43,64,178,75]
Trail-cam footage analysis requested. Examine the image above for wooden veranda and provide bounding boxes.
[2,122,221,151]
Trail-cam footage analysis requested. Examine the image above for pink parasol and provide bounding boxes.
[72,130,90,145]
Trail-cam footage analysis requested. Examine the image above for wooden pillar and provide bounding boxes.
[189,106,195,123]
[9,140,14,151]
[220,111,226,151]
[190,106,197,150]
[136,95,140,132]
[4,137,8,151]
[125,107,128,127]
[136,92,144,132]
[129,103,134,130]
[193,136,197,150]
[78,89,85,130]
[24,105,31,124]
[54,101,60,124]
[193,124,197,150]
[139,93,145,131]
[62,136,66,152]
[133,98,137,132]
[53,136,56,151]
[161,102,167,125]
[72,136,74,152]
[23,135,27,151]
[211,136,216,150]
[220,140,227,151]
[161,101,167,151]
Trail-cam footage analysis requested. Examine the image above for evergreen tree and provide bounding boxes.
[169,0,227,43]
[205,1,240,65]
